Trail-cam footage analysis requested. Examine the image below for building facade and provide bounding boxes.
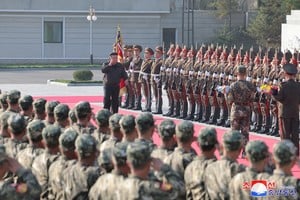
[0,0,252,63]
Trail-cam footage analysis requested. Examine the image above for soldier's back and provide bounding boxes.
[151,146,174,161]
[17,145,44,169]
[4,139,28,158]
[100,137,119,152]
[184,155,217,200]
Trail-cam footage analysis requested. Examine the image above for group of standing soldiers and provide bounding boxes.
[119,43,300,137]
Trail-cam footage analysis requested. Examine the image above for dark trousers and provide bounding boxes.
[103,84,120,113]
[279,117,299,155]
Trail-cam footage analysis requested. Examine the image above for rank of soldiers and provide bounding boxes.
[120,43,300,137]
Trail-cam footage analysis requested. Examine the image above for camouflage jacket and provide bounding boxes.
[4,139,28,158]
[151,146,175,161]
[17,145,44,169]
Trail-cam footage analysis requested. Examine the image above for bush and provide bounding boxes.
[72,70,94,81]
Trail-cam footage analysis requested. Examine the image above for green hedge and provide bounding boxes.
[72,70,94,81]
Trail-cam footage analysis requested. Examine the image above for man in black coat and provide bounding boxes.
[271,63,300,155]
[102,52,128,113]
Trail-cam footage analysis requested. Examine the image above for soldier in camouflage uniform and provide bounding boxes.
[229,140,271,200]
[226,65,256,157]
[68,108,77,125]
[71,101,96,134]
[135,112,156,151]
[130,45,143,110]
[118,115,138,149]
[32,98,47,121]
[17,120,45,169]
[93,109,112,145]
[44,101,60,126]
[164,120,197,199]
[184,127,219,200]
[0,144,42,199]
[4,114,28,158]
[6,90,21,114]
[139,47,154,112]
[19,95,34,122]
[267,140,300,199]
[53,103,70,132]
[151,119,177,161]
[120,141,185,200]
[0,92,8,113]
[48,129,78,200]
[62,134,103,200]
[151,46,164,114]
[100,113,123,153]
[89,144,129,200]
[204,130,246,200]
[163,44,176,116]
[31,125,61,197]
[0,112,11,143]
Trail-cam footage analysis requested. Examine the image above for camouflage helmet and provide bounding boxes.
[127,141,152,168]
[135,112,155,133]
[42,125,61,147]
[75,134,98,157]
[109,113,123,132]
[46,101,60,114]
[8,114,26,134]
[119,115,136,134]
[96,109,112,127]
[59,128,78,150]
[158,119,176,140]
[273,140,297,165]
[68,108,77,124]
[246,140,269,163]
[75,101,92,118]
[0,93,8,106]
[19,95,34,105]
[176,120,194,142]
[33,98,47,114]
[222,130,243,151]
[198,127,218,147]
[27,120,46,141]
[112,144,127,166]
[0,112,11,129]
[7,90,21,103]
[54,104,70,121]
[98,149,113,172]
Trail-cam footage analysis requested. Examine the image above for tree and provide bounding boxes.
[248,0,300,48]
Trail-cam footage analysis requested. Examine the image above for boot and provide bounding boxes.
[171,101,180,118]
[200,105,210,123]
[224,119,231,127]
[133,95,142,110]
[185,102,195,120]
[193,104,202,121]
[127,95,135,109]
[253,114,262,132]
[163,101,174,116]
[179,101,188,119]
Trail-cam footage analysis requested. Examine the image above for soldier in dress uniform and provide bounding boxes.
[178,46,189,119]
[121,45,135,109]
[139,47,154,112]
[130,45,143,110]
[163,44,176,116]
[185,48,196,120]
[151,46,164,114]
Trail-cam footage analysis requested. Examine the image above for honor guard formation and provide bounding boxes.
[0,44,299,199]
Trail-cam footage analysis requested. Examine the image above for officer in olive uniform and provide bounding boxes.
[129,45,143,110]
[178,46,189,119]
[193,47,204,121]
[151,46,164,114]
[139,47,154,112]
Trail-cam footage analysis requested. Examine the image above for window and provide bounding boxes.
[44,21,63,43]
[163,28,176,48]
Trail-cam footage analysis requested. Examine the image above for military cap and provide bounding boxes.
[176,120,194,142]
[145,47,154,55]
[75,134,98,157]
[112,144,127,166]
[273,140,297,165]
[96,109,112,126]
[75,101,92,115]
[110,52,118,56]
[42,125,61,147]
[133,45,143,52]
[119,115,136,134]
[237,65,247,74]
[68,108,77,124]
[99,149,112,166]
[0,93,8,105]
[198,127,218,146]
[283,63,298,75]
[8,114,26,134]
[27,120,46,141]
[0,112,11,129]
[123,44,129,50]
[127,45,133,51]
[155,46,163,53]
[46,101,60,114]
[109,113,123,131]
[0,144,7,163]
[33,98,47,114]
[54,104,70,121]
[19,95,33,104]
[158,119,176,139]
[127,141,152,168]
[7,90,21,101]
[135,112,155,133]
[59,129,78,150]
[222,130,243,151]
[246,140,269,163]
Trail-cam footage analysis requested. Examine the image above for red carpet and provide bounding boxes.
[38,95,300,178]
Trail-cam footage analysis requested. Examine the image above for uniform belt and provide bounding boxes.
[132,70,140,73]
[151,74,161,77]
[140,72,150,76]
